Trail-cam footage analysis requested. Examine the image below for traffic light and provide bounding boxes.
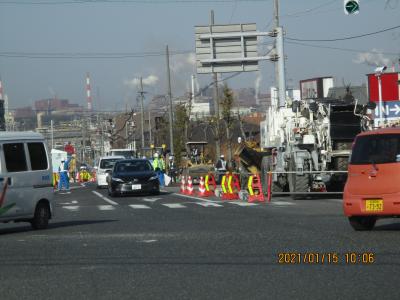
[344,0,359,15]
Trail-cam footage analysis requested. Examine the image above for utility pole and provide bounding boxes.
[273,0,286,107]
[211,10,221,161]
[273,0,280,107]
[166,45,174,155]
[148,110,152,144]
[139,77,145,150]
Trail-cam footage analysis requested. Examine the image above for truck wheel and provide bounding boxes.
[334,142,351,171]
[30,202,50,230]
[348,216,376,231]
[261,156,285,194]
[288,156,310,200]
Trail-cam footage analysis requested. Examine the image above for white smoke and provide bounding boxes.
[170,52,196,73]
[124,75,159,88]
[353,49,391,67]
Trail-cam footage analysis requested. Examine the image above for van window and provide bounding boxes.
[4,143,28,172]
[28,142,48,170]
[350,134,400,165]
[100,158,121,169]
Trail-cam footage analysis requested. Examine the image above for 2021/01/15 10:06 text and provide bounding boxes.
[277,252,375,264]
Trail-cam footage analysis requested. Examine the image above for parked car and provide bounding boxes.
[95,156,125,188]
[107,159,159,196]
[0,132,54,230]
[343,127,400,230]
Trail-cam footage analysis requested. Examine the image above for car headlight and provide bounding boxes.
[149,175,158,181]
[112,177,124,183]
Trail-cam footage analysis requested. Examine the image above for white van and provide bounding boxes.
[96,156,125,188]
[0,132,54,230]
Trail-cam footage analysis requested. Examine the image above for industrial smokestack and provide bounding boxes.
[86,72,92,111]
[0,80,5,131]
[191,74,196,103]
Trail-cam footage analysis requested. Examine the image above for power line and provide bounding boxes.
[0,0,268,5]
[0,50,193,59]
[286,24,400,42]
[286,40,400,56]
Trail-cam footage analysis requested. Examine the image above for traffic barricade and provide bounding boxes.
[180,175,186,194]
[247,173,265,203]
[221,172,241,200]
[186,176,194,195]
[204,173,217,197]
[197,176,207,197]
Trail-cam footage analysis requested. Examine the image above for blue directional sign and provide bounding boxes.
[374,101,400,119]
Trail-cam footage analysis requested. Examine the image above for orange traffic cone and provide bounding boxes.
[180,175,186,194]
[186,176,194,195]
[197,176,207,197]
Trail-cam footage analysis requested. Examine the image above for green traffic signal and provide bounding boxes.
[345,0,359,14]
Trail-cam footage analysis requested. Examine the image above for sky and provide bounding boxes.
[0,0,399,111]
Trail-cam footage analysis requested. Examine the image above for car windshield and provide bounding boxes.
[100,158,122,169]
[350,134,400,165]
[114,160,153,173]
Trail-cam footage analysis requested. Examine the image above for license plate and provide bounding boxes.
[131,184,141,190]
[365,199,383,212]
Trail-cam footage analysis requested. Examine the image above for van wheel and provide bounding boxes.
[349,216,376,231]
[30,202,50,230]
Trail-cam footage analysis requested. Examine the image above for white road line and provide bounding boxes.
[92,191,118,205]
[173,193,222,203]
[129,204,151,209]
[162,203,186,208]
[63,206,79,211]
[98,205,115,211]
[195,202,223,208]
[228,202,259,207]
[141,197,161,203]
[271,201,296,206]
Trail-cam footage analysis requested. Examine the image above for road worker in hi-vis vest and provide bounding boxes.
[152,152,165,186]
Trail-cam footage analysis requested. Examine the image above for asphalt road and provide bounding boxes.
[1,183,400,300]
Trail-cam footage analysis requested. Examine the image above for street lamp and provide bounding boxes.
[375,66,387,127]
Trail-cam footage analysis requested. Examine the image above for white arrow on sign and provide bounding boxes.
[389,104,400,115]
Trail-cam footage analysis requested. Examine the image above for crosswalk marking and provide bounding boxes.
[129,204,151,209]
[141,197,161,203]
[162,203,186,208]
[195,202,223,207]
[98,205,115,211]
[228,202,259,207]
[62,206,79,211]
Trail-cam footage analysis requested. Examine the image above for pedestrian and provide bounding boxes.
[58,158,70,191]
[168,155,177,183]
[152,152,165,186]
[215,154,227,184]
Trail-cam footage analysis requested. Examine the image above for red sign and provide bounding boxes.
[368,72,400,102]
[64,144,75,155]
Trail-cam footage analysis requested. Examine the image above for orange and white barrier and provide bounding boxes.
[204,173,217,197]
[186,176,194,195]
[197,176,207,197]
[247,174,265,203]
[180,175,186,194]
[221,173,240,200]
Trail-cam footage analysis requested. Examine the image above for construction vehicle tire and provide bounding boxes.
[261,156,285,194]
[288,155,310,200]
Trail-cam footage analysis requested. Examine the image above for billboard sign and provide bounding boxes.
[367,72,400,102]
[195,23,273,74]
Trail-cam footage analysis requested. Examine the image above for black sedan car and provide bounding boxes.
[107,159,160,197]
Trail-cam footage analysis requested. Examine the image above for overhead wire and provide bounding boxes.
[286,24,400,42]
